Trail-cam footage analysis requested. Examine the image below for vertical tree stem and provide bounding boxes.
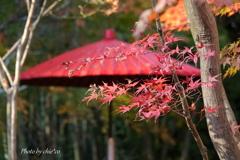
[183,0,240,159]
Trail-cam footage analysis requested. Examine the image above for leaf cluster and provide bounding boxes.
[221,39,240,78]
[81,31,223,122]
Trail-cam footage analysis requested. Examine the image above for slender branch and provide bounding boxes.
[150,0,208,159]
[2,39,20,61]
[3,0,61,62]
[21,0,48,66]
[32,0,48,28]
[14,0,37,84]
[78,5,98,18]
[42,0,62,16]
[25,0,30,11]
[0,69,10,93]
[20,31,33,67]
[0,57,13,86]
[172,72,208,160]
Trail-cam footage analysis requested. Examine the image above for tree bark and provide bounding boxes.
[183,0,240,159]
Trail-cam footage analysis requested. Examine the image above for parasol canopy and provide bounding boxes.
[20,29,200,87]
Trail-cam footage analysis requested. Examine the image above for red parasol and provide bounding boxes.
[20,29,200,87]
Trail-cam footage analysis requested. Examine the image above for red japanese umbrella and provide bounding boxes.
[20,29,200,87]
[20,29,200,160]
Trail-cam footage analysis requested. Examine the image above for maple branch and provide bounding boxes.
[172,73,208,160]
[151,0,165,44]
[150,0,208,159]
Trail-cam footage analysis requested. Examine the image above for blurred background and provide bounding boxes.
[0,0,240,160]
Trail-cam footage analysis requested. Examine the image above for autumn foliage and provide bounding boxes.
[59,0,240,123]
[60,0,240,124]
[77,31,224,122]
[160,0,240,28]
[133,0,240,40]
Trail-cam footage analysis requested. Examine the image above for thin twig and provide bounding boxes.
[42,0,62,16]
[0,69,10,93]
[21,0,48,66]
[3,0,61,62]
[25,0,30,11]
[20,30,33,67]
[31,0,48,29]
[0,57,13,86]
[2,39,21,61]
[14,0,37,84]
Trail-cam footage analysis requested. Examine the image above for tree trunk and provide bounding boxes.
[108,104,115,160]
[221,85,240,142]
[183,0,240,159]
[6,94,11,160]
[7,88,18,160]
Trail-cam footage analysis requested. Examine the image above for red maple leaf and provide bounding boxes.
[209,74,220,82]
[205,105,222,114]
[231,124,240,135]
[116,105,131,113]
[202,74,220,89]
[204,48,218,60]
[125,79,139,88]
[116,87,129,96]
[82,92,99,104]
[135,84,147,95]
[197,41,204,48]
[100,94,116,105]
[202,81,217,89]
[155,77,169,84]
[185,52,199,66]
[197,41,213,49]
[166,34,184,44]
[186,78,201,92]
[182,76,190,84]
[147,35,159,49]
[107,82,119,93]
